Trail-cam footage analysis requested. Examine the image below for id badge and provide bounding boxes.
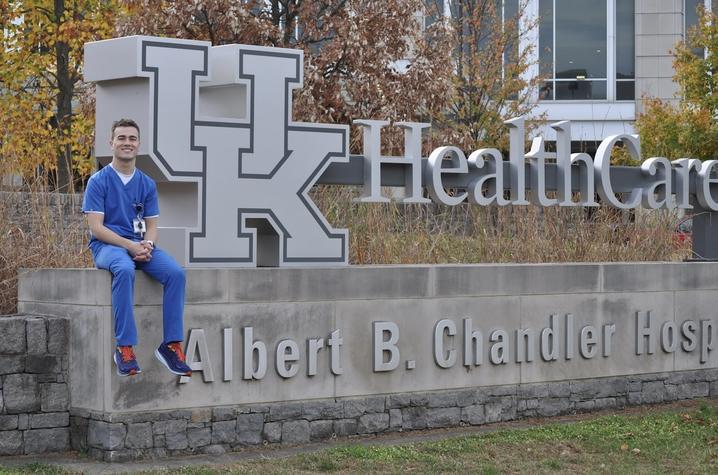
[133,217,146,235]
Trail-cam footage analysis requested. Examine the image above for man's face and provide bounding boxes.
[110,126,140,162]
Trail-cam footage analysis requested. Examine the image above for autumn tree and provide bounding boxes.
[0,0,118,191]
[634,6,718,161]
[427,0,538,152]
[119,1,539,154]
[119,0,454,153]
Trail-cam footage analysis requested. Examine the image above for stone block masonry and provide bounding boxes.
[70,369,718,462]
[0,315,70,455]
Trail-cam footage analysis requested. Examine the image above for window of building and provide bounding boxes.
[502,0,520,70]
[615,0,634,100]
[685,0,708,57]
[539,0,635,101]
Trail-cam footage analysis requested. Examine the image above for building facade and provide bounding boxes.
[441,0,713,146]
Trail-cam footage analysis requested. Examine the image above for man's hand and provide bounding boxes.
[86,214,157,263]
[128,241,152,262]
[138,240,154,261]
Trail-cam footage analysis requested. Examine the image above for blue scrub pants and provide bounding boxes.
[92,243,185,346]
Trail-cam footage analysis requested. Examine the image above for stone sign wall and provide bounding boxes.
[0,315,70,456]
[13,263,718,460]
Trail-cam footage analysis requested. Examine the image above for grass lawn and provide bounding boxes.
[3,401,717,474]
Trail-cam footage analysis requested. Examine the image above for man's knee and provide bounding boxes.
[112,262,136,281]
[168,265,185,285]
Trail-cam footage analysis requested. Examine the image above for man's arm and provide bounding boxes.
[86,213,149,259]
[139,217,158,258]
[142,217,158,244]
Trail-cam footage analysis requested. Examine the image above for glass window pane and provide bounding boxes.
[616,81,635,100]
[555,0,607,79]
[539,0,554,77]
[616,0,634,79]
[686,0,701,33]
[504,0,518,18]
[504,0,520,67]
[555,80,607,100]
[539,81,554,100]
[686,0,705,57]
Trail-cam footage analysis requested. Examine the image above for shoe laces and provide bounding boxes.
[118,346,136,363]
[167,342,187,362]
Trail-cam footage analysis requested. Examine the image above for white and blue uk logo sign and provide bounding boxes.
[86,36,349,267]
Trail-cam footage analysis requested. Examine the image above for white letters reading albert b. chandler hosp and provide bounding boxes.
[85,36,348,267]
[85,36,718,268]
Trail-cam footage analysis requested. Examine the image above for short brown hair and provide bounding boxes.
[111,118,140,139]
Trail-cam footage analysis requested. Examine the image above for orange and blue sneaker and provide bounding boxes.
[113,346,141,376]
[155,342,192,376]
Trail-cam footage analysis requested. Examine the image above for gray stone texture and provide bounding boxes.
[188,427,211,448]
[24,428,70,454]
[0,356,25,375]
[310,420,334,441]
[0,317,26,354]
[211,420,236,444]
[88,420,126,450]
[428,393,458,408]
[46,318,69,355]
[302,401,343,421]
[401,407,427,430]
[387,393,411,409]
[357,413,389,434]
[0,415,18,430]
[18,414,28,430]
[26,318,47,355]
[456,389,479,407]
[461,405,485,425]
[3,374,40,414]
[29,412,69,429]
[640,381,667,404]
[0,431,23,455]
[282,420,310,444]
[570,379,626,401]
[125,423,153,449]
[236,413,264,445]
[70,417,89,451]
[153,434,165,448]
[262,422,282,443]
[212,407,235,421]
[333,419,357,437]
[165,424,188,450]
[269,402,303,422]
[667,382,710,400]
[60,367,718,460]
[484,402,504,423]
[25,355,62,374]
[537,398,571,417]
[594,398,618,410]
[190,408,212,423]
[41,383,69,412]
[389,409,402,429]
[426,407,460,428]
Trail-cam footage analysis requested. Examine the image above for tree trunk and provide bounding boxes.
[54,0,73,192]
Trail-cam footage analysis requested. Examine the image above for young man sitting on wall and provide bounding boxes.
[82,118,192,377]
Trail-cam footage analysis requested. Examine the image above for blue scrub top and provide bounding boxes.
[82,165,159,253]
